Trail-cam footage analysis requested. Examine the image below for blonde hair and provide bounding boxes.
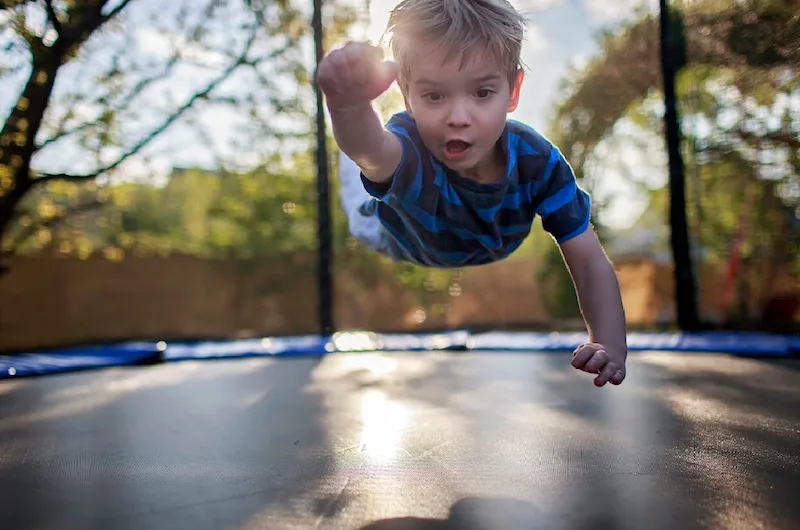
[383,0,526,90]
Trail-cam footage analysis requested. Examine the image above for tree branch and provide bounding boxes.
[43,0,61,35]
[33,25,260,185]
[104,0,133,22]
[734,128,800,150]
[36,0,216,154]
[57,0,133,50]
[30,172,92,187]
[36,120,95,151]
[36,53,182,151]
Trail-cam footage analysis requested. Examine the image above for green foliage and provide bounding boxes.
[536,240,581,321]
[30,152,319,260]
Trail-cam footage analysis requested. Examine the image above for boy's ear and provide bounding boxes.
[507,69,524,113]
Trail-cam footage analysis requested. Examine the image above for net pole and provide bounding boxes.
[659,0,700,330]
[313,0,334,336]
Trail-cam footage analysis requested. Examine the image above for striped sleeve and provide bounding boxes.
[360,113,423,200]
[535,145,592,243]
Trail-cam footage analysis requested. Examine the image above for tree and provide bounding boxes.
[549,0,799,170]
[0,0,357,271]
[544,0,799,325]
[110,160,319,259]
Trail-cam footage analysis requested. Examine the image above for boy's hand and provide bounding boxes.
[317,41,398,112]
[571,342,626,387]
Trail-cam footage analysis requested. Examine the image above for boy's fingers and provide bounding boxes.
[572,344,627,386]
[348,52,367,85]
[594,363,617,387]
[571,343,600,369]
[327,53,352,90]
[364,43,385,61]
[348,43,381,82]
[584,349,608,374]
[370,60,398,94]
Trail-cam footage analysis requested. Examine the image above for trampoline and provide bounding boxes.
[1,332,799,529]
[1,1,798,528]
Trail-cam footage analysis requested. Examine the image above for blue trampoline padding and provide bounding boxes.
[468,331,798,357]
[467,331,588,352]
[0,342,159,379]
[161,335,333,361]
[628,331,798,356]
[1,330,796,379]
[333,330,470,352]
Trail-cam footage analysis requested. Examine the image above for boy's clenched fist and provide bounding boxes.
[316,41,398,112]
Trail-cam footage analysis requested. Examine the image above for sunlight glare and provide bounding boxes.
[359,388,410,464]
[340,353,397,378]
[332,331,383,352]
[363,0,394,44]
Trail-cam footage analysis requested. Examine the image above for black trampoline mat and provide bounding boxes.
[1,350,799,529]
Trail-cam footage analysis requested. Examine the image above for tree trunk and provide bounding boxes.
[0,37,66,274]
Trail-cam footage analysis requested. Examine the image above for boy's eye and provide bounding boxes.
[424,93,443,101]
[476,89,493,98]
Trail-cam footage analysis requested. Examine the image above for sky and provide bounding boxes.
[1,0,662,229]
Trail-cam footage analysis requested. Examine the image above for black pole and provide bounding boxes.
[312,0,334,336]
[659,0,700,330]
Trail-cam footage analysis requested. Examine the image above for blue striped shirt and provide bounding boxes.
[361,111,591,268]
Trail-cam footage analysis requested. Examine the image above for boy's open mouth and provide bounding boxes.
[444,140,472,156]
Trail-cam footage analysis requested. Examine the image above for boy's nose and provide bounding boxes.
[446,103,470,128]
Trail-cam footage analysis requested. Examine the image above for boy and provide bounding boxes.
[317,0,628,387]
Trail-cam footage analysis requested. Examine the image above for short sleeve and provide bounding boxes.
[360,113,423,200]
[535,145,592,243]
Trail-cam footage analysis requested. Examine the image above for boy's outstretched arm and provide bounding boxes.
[558,227,628,387]
[316,41,401,183]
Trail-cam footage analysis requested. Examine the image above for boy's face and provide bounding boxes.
[401,44,523,181]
